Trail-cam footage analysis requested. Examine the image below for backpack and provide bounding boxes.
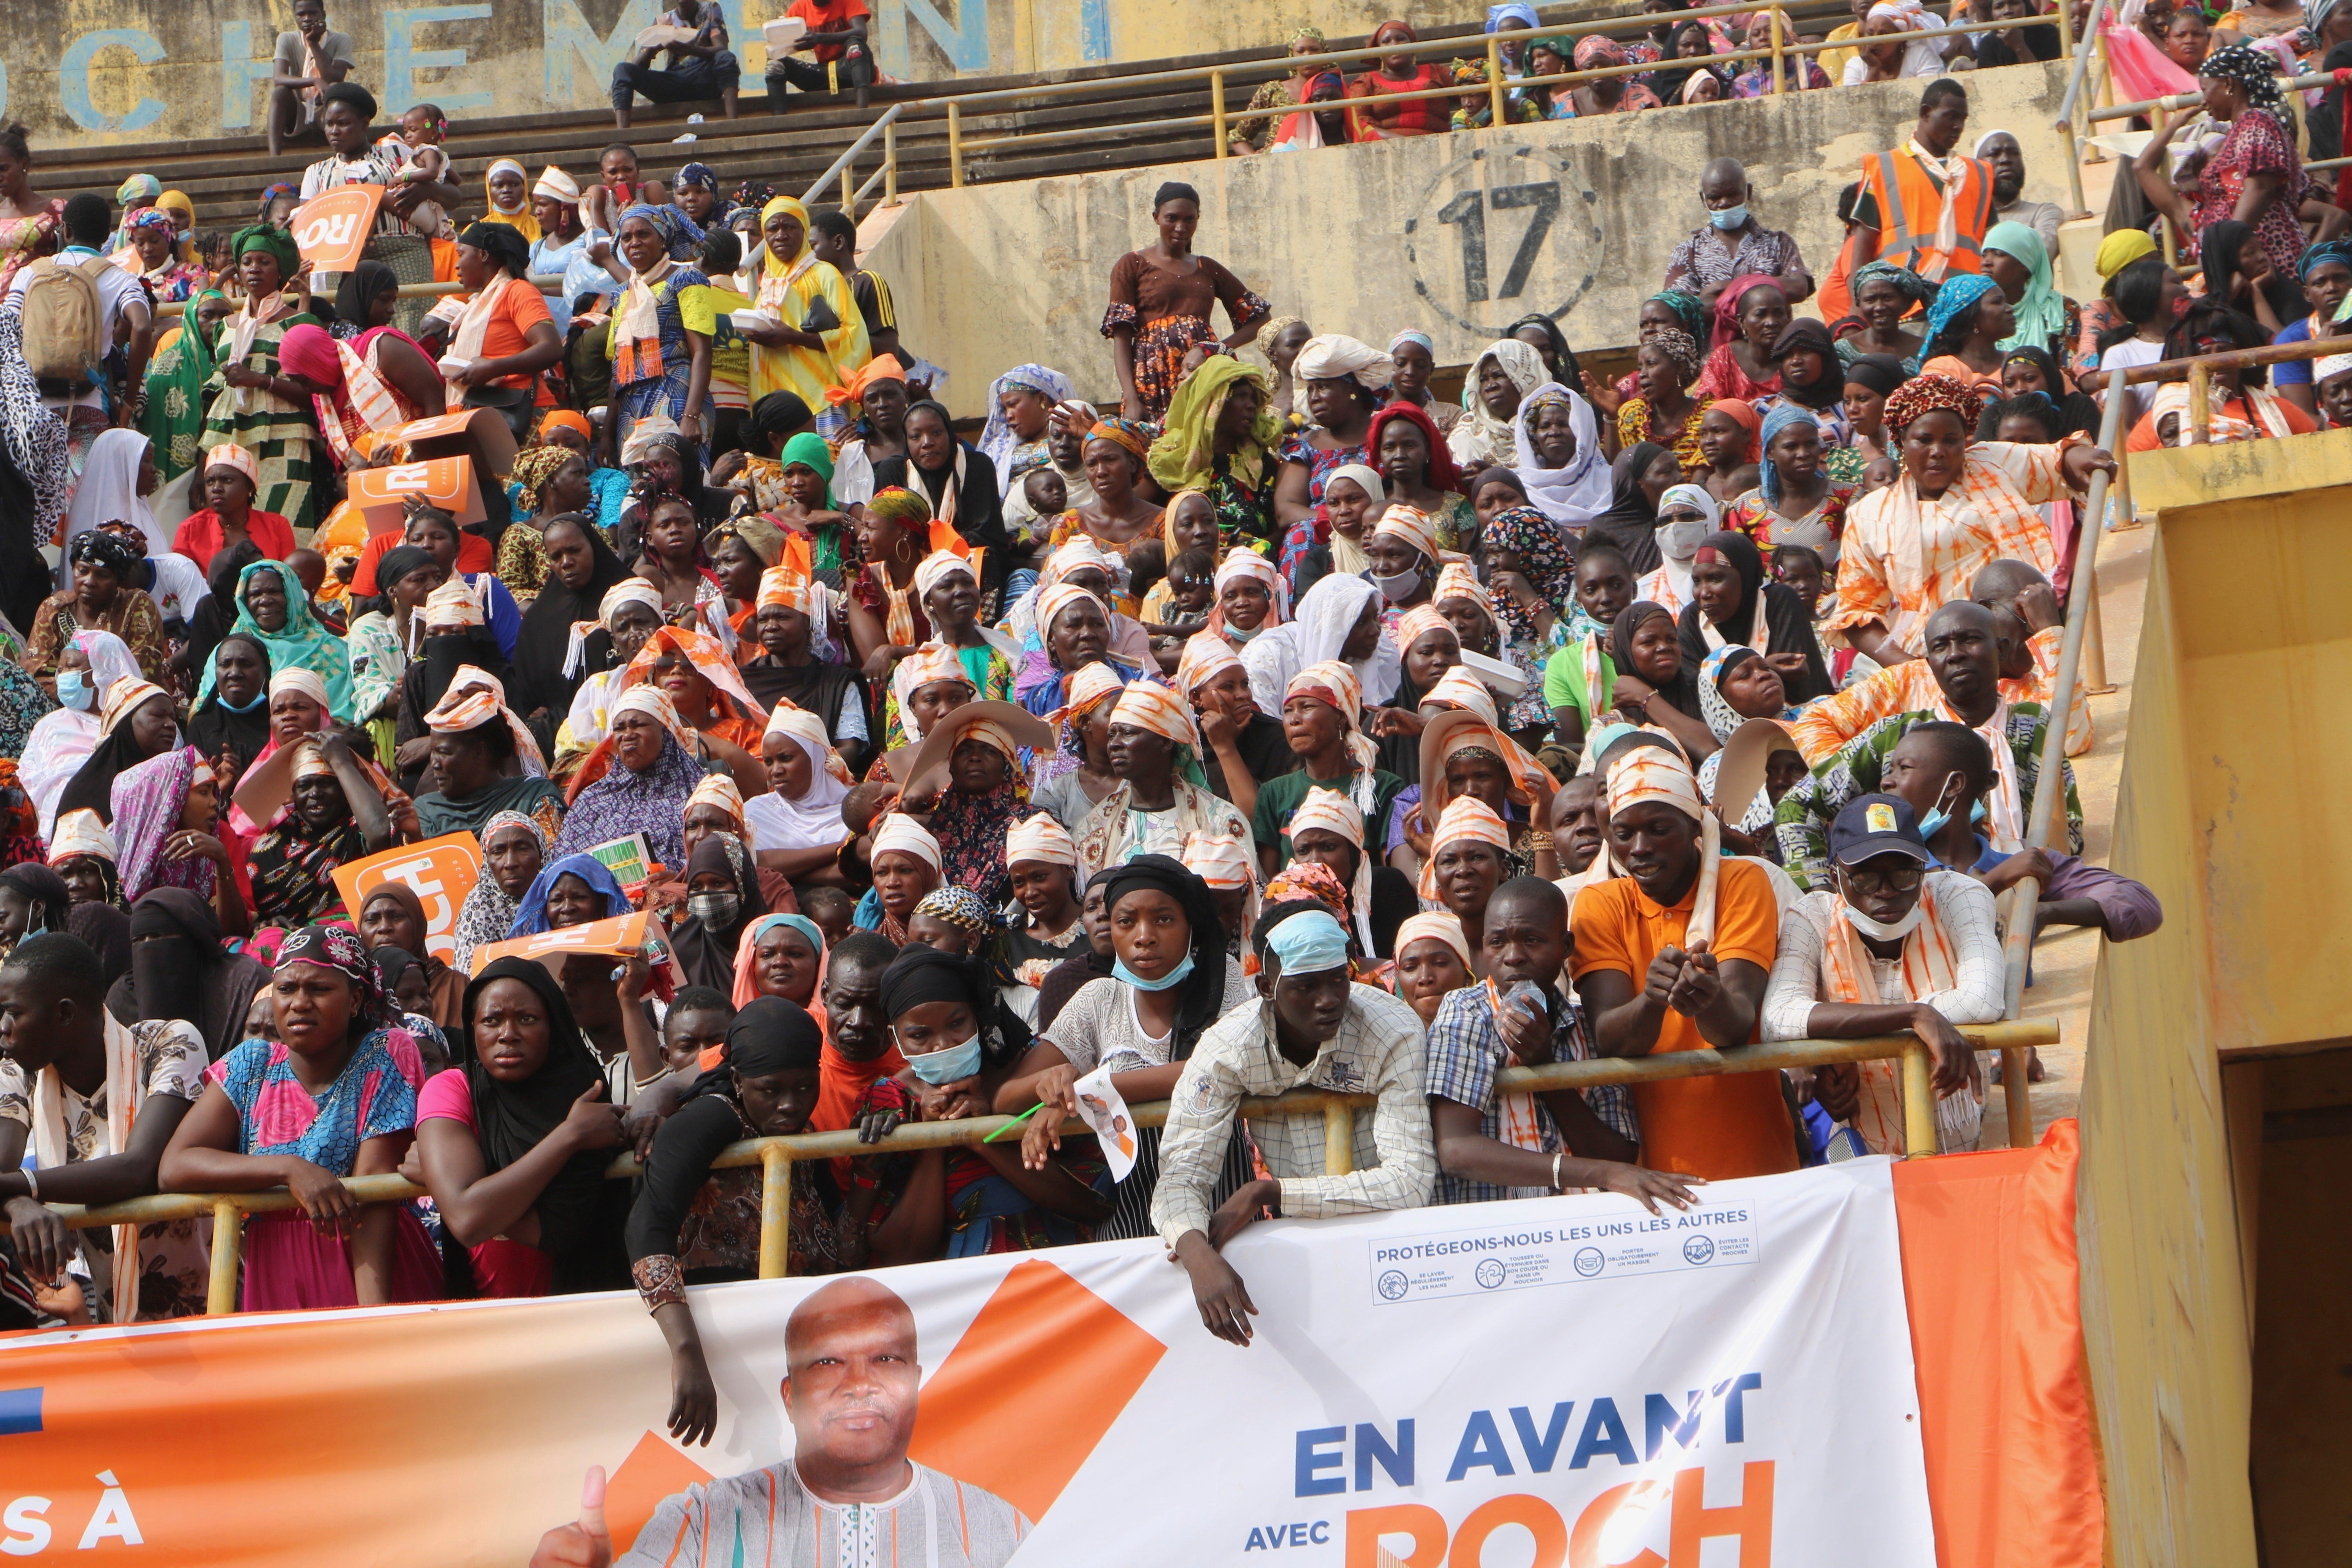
[18,254,109,383]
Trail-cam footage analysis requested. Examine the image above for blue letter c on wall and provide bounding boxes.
[64,30,167,134]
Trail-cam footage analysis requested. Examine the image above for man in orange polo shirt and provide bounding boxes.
[1841,77,1994,289]
[1571,740,1796,1179]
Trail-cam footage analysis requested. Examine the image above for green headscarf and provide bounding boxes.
[232,223,303,279]
[142,289,228,481]
[196,559,355,721]
[1146,356,1281,494]
[1984,221,2067,357]
[779,430,836,505]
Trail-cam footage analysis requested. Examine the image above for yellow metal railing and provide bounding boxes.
[11,1022,2058,1316]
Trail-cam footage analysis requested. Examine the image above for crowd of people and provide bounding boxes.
[23,0,2314,1425]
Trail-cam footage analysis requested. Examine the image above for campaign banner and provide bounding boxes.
[0,1162,1942,1566]
[328,834,483,966]
[348,456,487,533]
[288,187,385,273]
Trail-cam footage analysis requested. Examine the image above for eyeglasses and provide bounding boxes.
[1841,863,1923,895]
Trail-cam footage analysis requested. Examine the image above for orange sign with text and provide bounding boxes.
[288,186,384,272]
[468,910,656,975]
[348,455,485,534]
[330,834,483,964]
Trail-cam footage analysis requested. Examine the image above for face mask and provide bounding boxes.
[1113,952,1194,992]
[1841,900,1925,942]
[687,892,740,928]
[55,671,91,711]
[1708,204,1750,231]
[899,1030,983,1085]
[1916,774,1990,841]
[1372,567,1423,603]
[1225,621,1265,642]
[1656,519,1710,561]
[220,686,268,713]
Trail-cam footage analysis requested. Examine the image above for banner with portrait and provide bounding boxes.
[0,1139,2105,1566]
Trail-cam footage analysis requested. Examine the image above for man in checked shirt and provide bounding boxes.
[1150,902,1435,1346]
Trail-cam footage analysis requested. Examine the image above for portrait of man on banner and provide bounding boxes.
[534,1276,1033,1567]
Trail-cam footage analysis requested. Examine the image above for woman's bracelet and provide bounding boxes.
[1550,1151,1566,1194]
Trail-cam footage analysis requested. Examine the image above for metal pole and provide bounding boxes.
[2082,581,2114,694]
[758,1144,793,1278]
[841,160,855,218]
[2188,362,2210,444]
[1212,69,1227,158]
[1902,1045,1937,1157]
[884,118,898,206]
[948,101,964,189]
[1323,1104,1354,1176]
[1488,38,1506,127]
[2054,0,2109,129]
[1771,9,1785,95]
[205,1200,241,1314]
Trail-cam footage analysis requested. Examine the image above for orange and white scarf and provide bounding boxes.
[1904,138,1974,285]
[318,336,412,467]
[613,257,676,388]
[31,1017,144,1322]
[445,272,527,408]
[1818,875,1980,1153]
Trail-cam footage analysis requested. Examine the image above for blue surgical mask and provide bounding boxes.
[1113,952,1194,992]
[1917,774,1988,840]
[1709,204,1750,231]
[899,1030,983,1085]
[220,687,268,713]
[55,670,92,711]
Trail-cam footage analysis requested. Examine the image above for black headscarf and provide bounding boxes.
[375,545,437,597]
[1586,441,1668,575]
[668,833,761,993]
[187,632,274,765]
[1770,319,1844,411]
[55,688,174,826]
[1675,532,1833,702]
[744,391,815,453]
[1973,347,2100,439]
[513,512,629,721]
[1612,599,1704,721]
[462,956,618,1276]
[458,221,532,282]
[68,903,131,994]
[1842,353,1909,399]
[879,944,987,1020]
[335,261,399,332]
[1094,854,1227,1060]
[106,888,271,1060]
[1506,311,1585,392]
[717,996,822,1083]
[872,400,1011,575]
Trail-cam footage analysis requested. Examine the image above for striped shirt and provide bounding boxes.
[1789,623,2089,763]
[1151,984,1436,1249]
[1827,442,2065,655]
[617,1460,1030,1568]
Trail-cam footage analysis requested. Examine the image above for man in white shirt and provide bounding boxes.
[96,521,207,625]
[1151,903,1434,1345]
[1760,790,2003,1154]
[4,193,153,435]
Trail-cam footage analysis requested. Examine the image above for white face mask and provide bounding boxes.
[1371,566,1423,603]
[1840,900,1925,942]
[1656,517,1710,561]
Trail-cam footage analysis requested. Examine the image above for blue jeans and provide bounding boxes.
[611,51,741,111]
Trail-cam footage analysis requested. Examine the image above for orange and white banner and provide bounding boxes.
[288,186,384,272]
[330,835,483,965]
[0,1140,2105,1565]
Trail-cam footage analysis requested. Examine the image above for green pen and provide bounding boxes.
[982,1102,1047,1143]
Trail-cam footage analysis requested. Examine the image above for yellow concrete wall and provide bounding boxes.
[869,62,2078,419]
[0,0,1566,147]
[2076,528,2261,1568]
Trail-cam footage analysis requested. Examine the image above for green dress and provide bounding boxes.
[141,289,225,482]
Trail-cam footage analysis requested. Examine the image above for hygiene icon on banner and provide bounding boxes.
[1368,1199,1760,1304]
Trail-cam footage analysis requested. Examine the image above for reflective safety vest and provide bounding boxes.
[1862,147,1994,283]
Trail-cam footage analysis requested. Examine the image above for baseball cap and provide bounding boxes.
[1828,793,1930,866]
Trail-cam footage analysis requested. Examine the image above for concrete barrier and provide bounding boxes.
[867,61,2077,419]
[0,0,1579,146]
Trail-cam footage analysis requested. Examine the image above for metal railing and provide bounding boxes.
[10,1022,2057,1317]
[800,102,903,221]
[931,2,2062,189]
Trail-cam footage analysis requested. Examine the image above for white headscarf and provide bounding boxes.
[20,630,143,841]
[1449,339,1550,472]
[63,429,167,560]
[1238,571,1401,718]
[1860,0,1947,80]
[1511,382,1613,528]
[748,704,853,851]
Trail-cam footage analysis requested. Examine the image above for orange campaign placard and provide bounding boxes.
[287,185,385,272]
[329,834,483,965]
[467,910,655,974]
[348,454,485,534]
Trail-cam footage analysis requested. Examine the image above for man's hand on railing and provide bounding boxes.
[2,1195,70,1288]
[857,1078,916,1143]
[1911,1004,1981,1097]
[1590,1165,1704,1217]
[2059,443,2118,492]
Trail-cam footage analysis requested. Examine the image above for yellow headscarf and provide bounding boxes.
[155,190,197,264]
[484,160,542,245]
[760,195,813,277]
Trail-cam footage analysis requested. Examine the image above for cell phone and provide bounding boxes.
[1500,980,1548,1024]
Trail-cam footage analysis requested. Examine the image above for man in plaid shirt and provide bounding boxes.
[1151,905,1434,1347]
[1426,879,1697,1212]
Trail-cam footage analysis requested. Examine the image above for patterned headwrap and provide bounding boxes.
[1849,261,1938,307]
[1176,630,1246,696]
[510,445,577,513]
[1417,795,1514,902]
[1278,789,1377,957]
[1573,34,1629,68]
[1085,418,1151,465]
[619,201,705,260]
[1181,830,1253,890]
[912,550,977,603]
[1284,660,1381,776]
[1211,551,1283,622]
[1423,665,1501,726]
[686,769,748,832]
[1036,584,1111,658]
[231,223,302,277]
[866,487,934,530]
[256,183,299,223]
[117,173,163,206]
[1922,272,2000,354]
[871,813,945,876]
[1005,812,1079,869]
[1603,746,1720,946]
[69,528,143,580]
[1109,679,1202,752]
[1646,327,1702,381]
[1397,604,1455,652]
[125,208,178,243]
[267,667,331,712]
[423,576,486,630]
[2198,43,2286,113]
[1370,505,1438,563]
[913,885,999,938]
[1646,289,1710,343]
[2299,238,2352,282]
[1884,371,1989,434]
[48,809,116,868]
[673,162,719,192]
[613,683,693,750]
[1433,562,1492,623]
[1394,910,1474,974]
[764,699,854,785]
[276,924,394,1027]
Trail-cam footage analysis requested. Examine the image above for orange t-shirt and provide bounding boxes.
[1571,857,1795,1180]
[472,280,556,392]
[352,526,495,596]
